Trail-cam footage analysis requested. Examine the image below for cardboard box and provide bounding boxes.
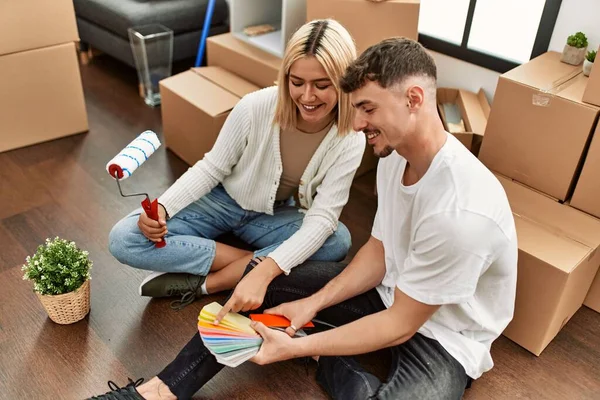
[206,33,281,88]
[0,0,79,56]
[437,88,490,156]
[497,174,600,355]
[0,43,88,153]
[479,52,600,201]
[583,46,600,107]
[571,123,600,218]
[307,0,419,54]
[159,67,260,165]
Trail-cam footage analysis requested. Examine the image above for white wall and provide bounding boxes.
[432,0,600,102]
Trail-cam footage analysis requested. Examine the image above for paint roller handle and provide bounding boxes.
[142,197,167,248]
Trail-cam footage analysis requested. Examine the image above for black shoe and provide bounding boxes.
[87,378,144,399]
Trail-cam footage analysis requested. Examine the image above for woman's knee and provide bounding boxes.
[108,215,143,263]
[326,223,352,261]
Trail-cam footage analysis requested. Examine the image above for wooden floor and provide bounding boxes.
[1,54,599,400]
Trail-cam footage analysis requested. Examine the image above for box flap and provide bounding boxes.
[503,52,580,92]
[496,174,600,249]
[502,52,599,109]
[514,215,590,273]
[458,89,489,135]
[559,73,596,104]
[160,71,240,117]
[192,67,260,99]
[477,89,491,119]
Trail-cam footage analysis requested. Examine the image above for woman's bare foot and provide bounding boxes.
[137,377,177,400]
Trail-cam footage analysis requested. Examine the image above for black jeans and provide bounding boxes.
[157,261,471,399]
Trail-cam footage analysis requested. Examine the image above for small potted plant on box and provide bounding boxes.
[22,237,92,324]
[584,49,596,77]
[561,32,588,65]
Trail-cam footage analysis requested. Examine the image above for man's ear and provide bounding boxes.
[406,85,425,111]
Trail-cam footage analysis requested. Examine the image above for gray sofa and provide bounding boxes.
[73,0,230,67]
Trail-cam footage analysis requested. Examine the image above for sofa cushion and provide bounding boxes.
[73,0,229,39]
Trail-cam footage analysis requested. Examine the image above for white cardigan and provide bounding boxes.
[159,86,366,273]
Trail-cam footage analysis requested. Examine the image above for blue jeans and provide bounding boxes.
[108,184,352,275]
[157,261,471,399]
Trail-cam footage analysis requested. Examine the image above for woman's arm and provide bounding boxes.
[157,95,253,217]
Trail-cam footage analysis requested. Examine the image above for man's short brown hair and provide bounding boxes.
[340,37,437,93]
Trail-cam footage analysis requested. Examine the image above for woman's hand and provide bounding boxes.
[214,258,282,323]
[137,204,168,242]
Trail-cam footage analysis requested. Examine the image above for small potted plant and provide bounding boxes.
[561,32,588,65]
[584,49,596,77]
[22,237,92,324]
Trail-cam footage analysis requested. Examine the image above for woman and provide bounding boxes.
[108,18,364,313]
[89,18,361,400]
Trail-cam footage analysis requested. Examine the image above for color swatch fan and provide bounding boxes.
[198,302,263,367]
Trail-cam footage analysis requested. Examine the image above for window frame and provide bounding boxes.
[418,0,563,73]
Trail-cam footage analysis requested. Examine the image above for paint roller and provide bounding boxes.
[106,130,166,248]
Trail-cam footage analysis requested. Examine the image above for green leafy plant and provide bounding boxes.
[22,237,92,295]
[567,32,588,49]
[586,50,597,63]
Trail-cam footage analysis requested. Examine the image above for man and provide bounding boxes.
[90,37,517,400]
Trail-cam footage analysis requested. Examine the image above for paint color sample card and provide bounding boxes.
[198,302,263,367]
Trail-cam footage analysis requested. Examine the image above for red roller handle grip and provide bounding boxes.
[142,197,167,248]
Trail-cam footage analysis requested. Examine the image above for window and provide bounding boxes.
[418,0,563,72]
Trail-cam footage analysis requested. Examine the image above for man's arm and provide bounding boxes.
[295,288,438,357]
[258,235,387,334]
[251,287,439,365]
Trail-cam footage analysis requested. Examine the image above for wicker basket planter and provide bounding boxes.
[37,279,91,324]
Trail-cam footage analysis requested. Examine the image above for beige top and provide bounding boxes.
[276,120,334,201]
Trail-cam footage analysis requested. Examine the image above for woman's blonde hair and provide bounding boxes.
[273,19,357,135]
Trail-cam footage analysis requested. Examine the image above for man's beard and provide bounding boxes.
[375,145,394,158]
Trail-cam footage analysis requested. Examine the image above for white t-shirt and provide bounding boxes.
[372,133,518,380]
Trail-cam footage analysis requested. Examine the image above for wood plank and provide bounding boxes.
[0,265,132,400]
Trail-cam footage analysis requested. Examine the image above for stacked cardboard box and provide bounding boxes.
[478,52,600,353]
[0,0,88,153]
[583,46,600,107]
[497,174,600,355]
[479,52,599,202]
[574,57,600,312]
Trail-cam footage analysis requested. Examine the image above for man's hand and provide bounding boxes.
[214,258,282,323]
[137,204,167,243]
[264,298,319,337]
[250,322,296,365]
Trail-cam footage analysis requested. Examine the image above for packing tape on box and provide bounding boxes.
[532,70,582,107]
[106,130,161,179]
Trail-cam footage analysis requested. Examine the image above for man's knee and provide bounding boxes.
[316,356,380,400]
[376,369,467,400]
